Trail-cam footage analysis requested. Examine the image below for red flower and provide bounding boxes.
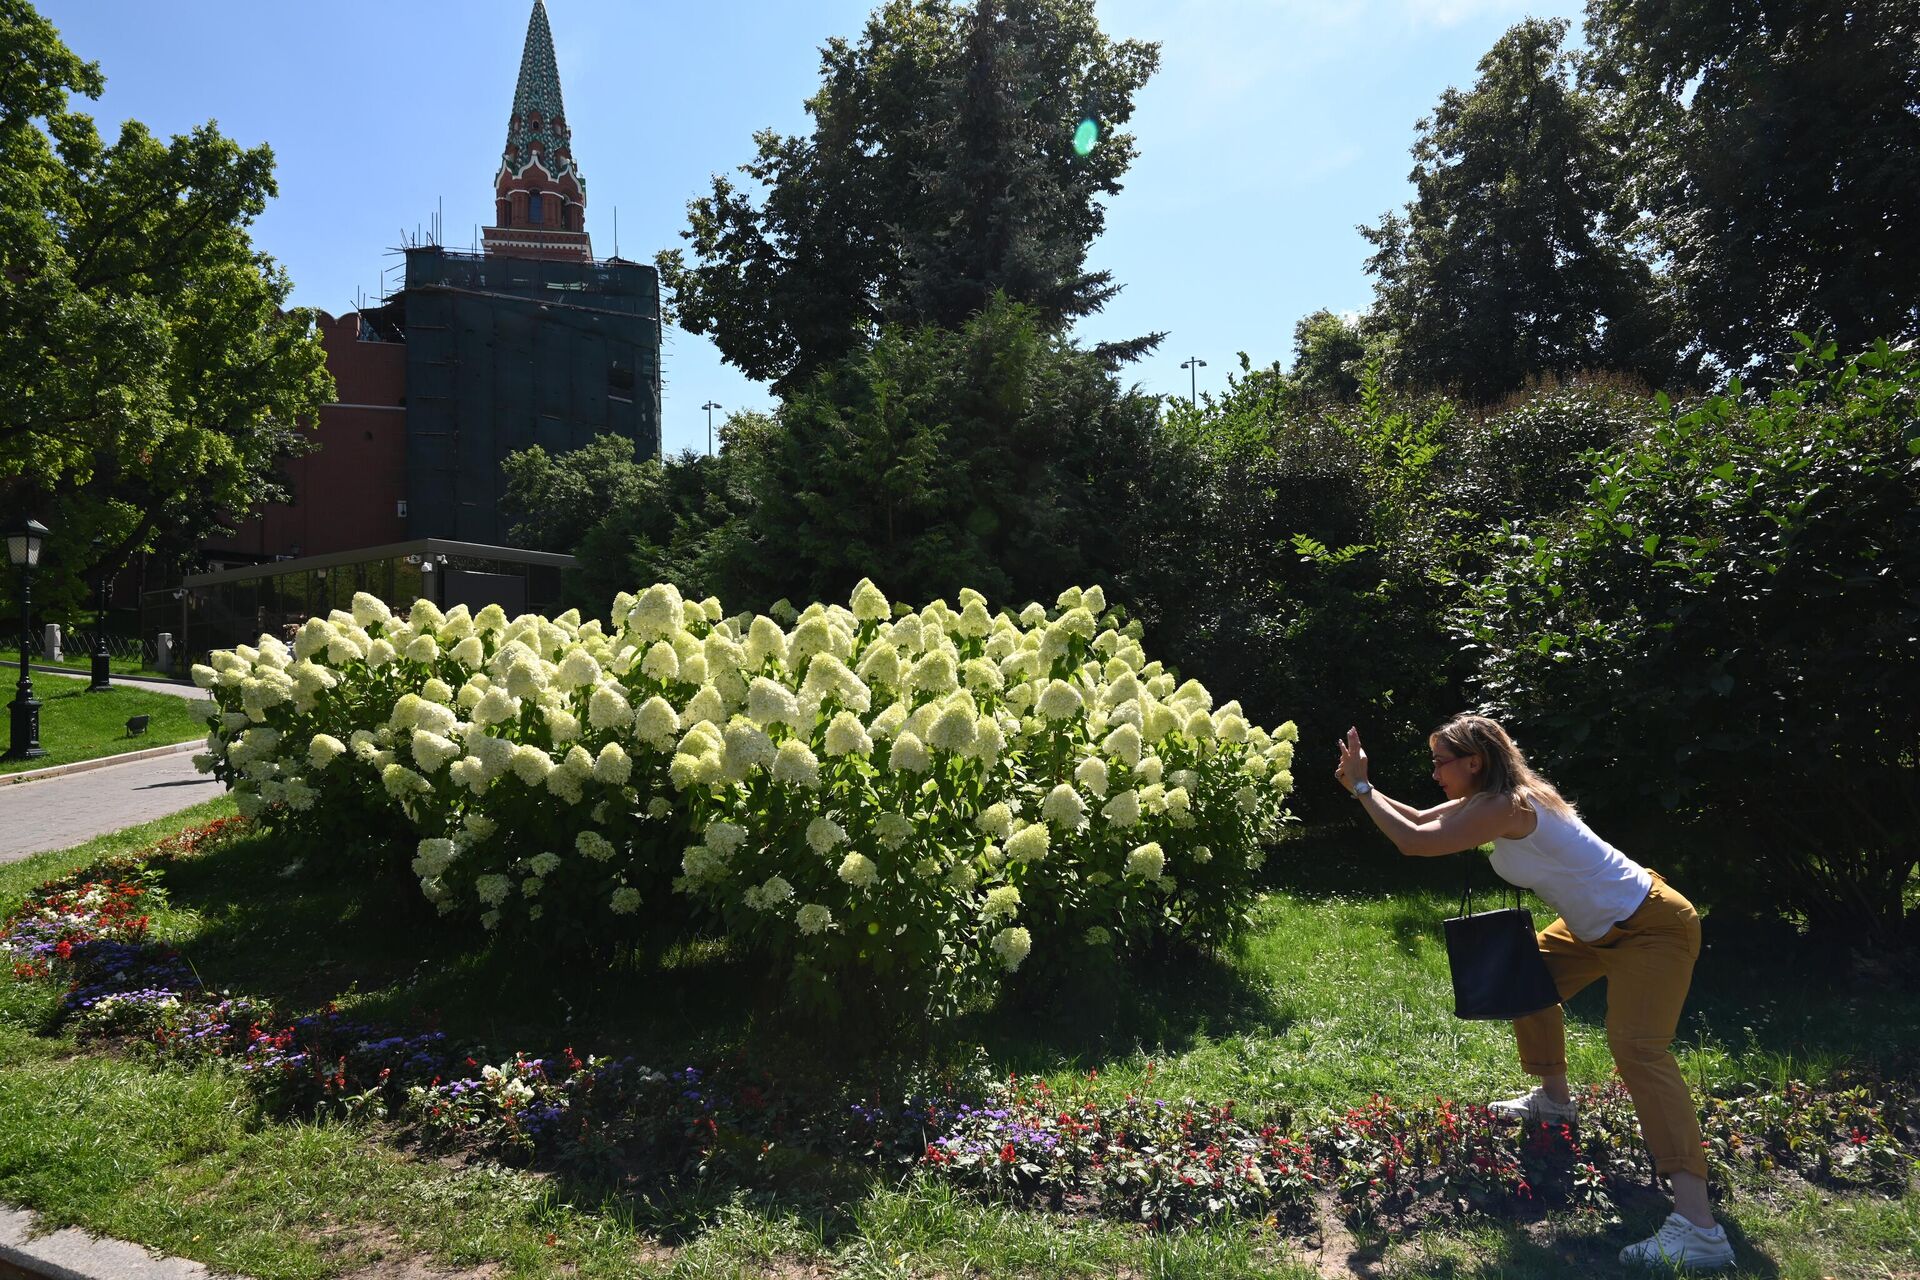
[999,1142,1018,1164]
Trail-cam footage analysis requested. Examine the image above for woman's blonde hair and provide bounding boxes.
[1429,713,1573,818]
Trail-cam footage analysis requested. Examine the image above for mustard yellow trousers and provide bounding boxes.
[1512,872,1710,1181]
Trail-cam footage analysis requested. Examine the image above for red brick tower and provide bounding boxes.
[482,1,592,262]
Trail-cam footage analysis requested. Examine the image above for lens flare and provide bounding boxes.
[1073,118,1100,156]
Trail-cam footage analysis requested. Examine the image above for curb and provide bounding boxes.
[10,665,194,690]
[0,1205,229,1280]
[0,740,203,788]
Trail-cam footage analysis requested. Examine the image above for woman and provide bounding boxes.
[1335,715,1733,1271]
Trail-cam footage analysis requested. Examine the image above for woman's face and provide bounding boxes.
[1430,736,1481,801]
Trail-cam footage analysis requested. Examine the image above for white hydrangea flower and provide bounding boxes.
[1041,783,1086,831]
[410,729,462,773]
[475,874,513,907]
[471,687,521,728]
[404,634,439,664]
[946,862,978,893]
[721,718,776,779]
[1102,789,1141,828]
[351,592,392,628]
[982,884,1021,921]
[593,741,632,785]
[546,707,581,744]
[450,635,486,668]
[640,641,680,683]
[1101,722,1143,768]
[307,734,346,769]
[977,802,1014,839]
[874,813,914,849]
[837,852,878,889]
[913,856,940,878]
[683,684,727,726]
[956,599,993,638]
[633,695,681,750]
[823,710,874,757]
[1275,720,1299,744]
[746,676,801,729]
[587,683,633,732]
[856,642,903,691]
[1126,841,1166,879]
[381,763,430,799]
[744,875,794,911]
[795,903,834,935]
[1074,755,1110,797]
[610,886,643,914]
[990,926,1033,972]
[887,731,930,774]
[1018,602,1048,627]
[771,738,821,788]
[1137,754,1164,785]
[629,584,684,639]
[510,744,556,785]
[850,577,891,622]
[806,816,848,855]
[577,830,617,861]
[527,851,563,879]
[1037,679,1084,721]
[682,844,726,883]
[1142,700,1180,741]
[1005,822,1050,863]
[909,650,959,696]
[1083,925,1111,946]
[925,704,977,753]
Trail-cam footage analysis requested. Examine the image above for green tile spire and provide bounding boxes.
[501,0,578,183]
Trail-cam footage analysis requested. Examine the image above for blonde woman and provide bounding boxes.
[1335,714,1733,1271]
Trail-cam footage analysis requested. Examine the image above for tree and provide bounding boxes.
[1289,309,1367,405]
[500,432,655,553]
[1584,0,1920,372]
[1362,18,1677,402]
[715,294,1161,608]
[1455,340,1920,941]
[0,0,332,615]
[657,0,1160,390]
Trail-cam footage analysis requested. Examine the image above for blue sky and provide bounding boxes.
[41,0,1582,456]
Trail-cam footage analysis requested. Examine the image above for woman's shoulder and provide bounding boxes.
[1471,789,1540,842]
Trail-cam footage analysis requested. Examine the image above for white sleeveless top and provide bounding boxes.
[1489,803,1653,942]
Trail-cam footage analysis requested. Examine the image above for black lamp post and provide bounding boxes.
[1180,356,1208,406]
[88,535,112,692]
[5,517,48,762]
[702,400,722,456]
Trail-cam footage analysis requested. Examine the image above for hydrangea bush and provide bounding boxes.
[193,581,1297,1013]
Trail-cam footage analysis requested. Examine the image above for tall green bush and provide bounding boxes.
[1455,339,1920,939]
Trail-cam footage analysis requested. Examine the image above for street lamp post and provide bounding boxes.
[88,535,112,692]
[1180,356,1208,407]
[702,401,722,456]
[5,517,48,761]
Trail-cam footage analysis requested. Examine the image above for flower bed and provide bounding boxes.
[189,582,1298,1015]
[5,825,1915,1235]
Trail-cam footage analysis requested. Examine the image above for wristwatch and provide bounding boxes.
[1351,780,1372,798]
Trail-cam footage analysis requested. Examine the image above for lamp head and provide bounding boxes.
[7,518,48,569]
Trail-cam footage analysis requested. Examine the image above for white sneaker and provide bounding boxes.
[1487,1085,1578,1124]
[1619,1213,1735,1270]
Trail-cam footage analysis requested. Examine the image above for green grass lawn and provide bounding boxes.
[0,672,211,775]
[0,646,157,677]
[1,810,1915,1279]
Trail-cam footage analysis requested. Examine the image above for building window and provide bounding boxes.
[528,192,544,225]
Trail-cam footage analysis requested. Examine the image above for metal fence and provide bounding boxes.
[12,630,159,666]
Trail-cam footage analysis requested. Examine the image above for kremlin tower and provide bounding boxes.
[483,1,592,262]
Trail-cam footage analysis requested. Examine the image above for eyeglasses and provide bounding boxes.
[1431,754,1466,770]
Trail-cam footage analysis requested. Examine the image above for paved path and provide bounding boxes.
[0,749,223,865]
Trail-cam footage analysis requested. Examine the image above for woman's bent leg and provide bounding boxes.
[1603,883,1710,1189]
[1516,917,1605,1078]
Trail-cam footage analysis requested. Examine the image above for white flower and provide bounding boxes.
[307,734,346,769]
[850,577,891,622]
[510,744,555,785]
[705,821,747,856]
[634,695,681,750]
[1037,679,1084,721]
[887,732,930,774]
[977,802,1014,839]
[823,710,873,757]
[1165,785,1192,816]
[746,676,801,729]
[1005,822,1050,863]
[925,704,977,753]
[682,684,726,726]
[721,718,776,779]
[1137,755,1165,785]
[682,844,726,883]
[577,830,617,861]
[795,903,834,935]
[351,591,392,628]
[1102,789,1141,828]
[913,856,940,878]
[875,813,914,849]
[744,615,788,669]
[744,876,794,911]
[909,650,958,695]
[641,641,680,683]
[1083,925,1112,946]
[1275,720,1299,744]
[1184,708,1215,741]
[475,874,513,906]
[1040,783,1086,831]
[1074,755,1110,797]
[801,652,871,714]
[410,729,462,773]
[630,584,684,639]
[867,701,908,740]
[588,683,633,732]
[528,851,563,878]
[420,677,453,704]
[470,687,521,728]
[1126,842,1166,879]
[990,927,1033,972]
[450,635,486,667]
[856,642,903,691]
[593,741,632,785]
[806,816,848,855]
[404,634,439,664]
[982,884,1021,921]
[382,763,430,798]
[837,852,878,888]
[771,738,821,788]
[610,886,643,914]
[946,862,977,893]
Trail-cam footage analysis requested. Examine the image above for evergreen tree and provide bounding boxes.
[658,0,1159,390]
[1362,19,1676,402]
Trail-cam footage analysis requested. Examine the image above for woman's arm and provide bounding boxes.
[1336,727,1511,856]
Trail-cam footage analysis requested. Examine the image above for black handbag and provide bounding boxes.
[1441,874,1562,1020]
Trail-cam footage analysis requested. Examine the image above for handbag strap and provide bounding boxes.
[1459,858,1522,917]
